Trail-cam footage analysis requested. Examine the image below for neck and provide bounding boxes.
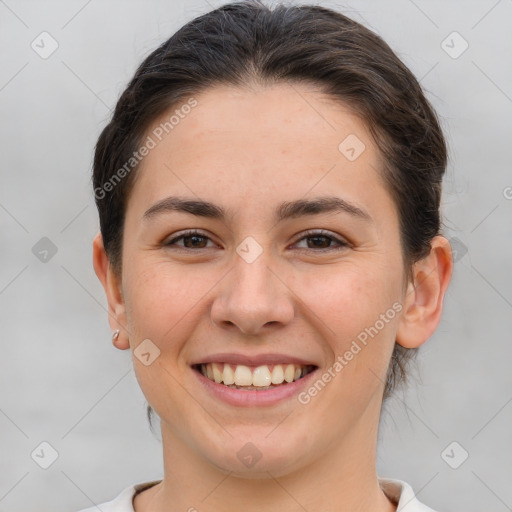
[134,395,396,512]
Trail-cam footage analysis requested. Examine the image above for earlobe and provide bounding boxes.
[92,232,131,350]
[396,236,453,349]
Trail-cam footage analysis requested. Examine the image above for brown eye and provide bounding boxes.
[165,230,215,249]
[294,230,349,251]
[182,235,208,248]
[306,235,333,249]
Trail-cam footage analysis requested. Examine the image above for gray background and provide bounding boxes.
[1,1,511,511]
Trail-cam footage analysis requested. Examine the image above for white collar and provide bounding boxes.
[76,477,438,512]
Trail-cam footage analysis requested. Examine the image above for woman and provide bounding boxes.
[83,1,453,510]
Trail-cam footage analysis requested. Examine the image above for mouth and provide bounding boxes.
[192,362,317,390]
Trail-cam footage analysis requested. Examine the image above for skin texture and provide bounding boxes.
[93,82,452,512]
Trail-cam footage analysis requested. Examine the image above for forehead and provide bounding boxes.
[161,82,371,156]
[128,82,393,219]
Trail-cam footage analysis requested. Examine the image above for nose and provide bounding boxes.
[210,254,295,335]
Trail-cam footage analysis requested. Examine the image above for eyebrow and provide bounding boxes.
[142,195,372,223]
[276,197,372,223]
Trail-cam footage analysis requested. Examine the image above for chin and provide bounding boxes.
[198,431,310,479]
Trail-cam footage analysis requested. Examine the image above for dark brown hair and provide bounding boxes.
[92,0,447,411]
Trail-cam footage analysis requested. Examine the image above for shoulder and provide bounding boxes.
[74,480,162,512]
[379,477,439,512]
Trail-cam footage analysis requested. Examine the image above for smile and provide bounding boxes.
[194,363,317,390]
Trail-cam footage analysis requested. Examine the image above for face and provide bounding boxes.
[115,83,409,476]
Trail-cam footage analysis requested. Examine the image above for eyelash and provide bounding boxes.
[164,229,349,252]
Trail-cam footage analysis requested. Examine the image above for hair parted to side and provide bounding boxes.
[92,0,447,424]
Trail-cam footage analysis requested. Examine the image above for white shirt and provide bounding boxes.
[75,478,438,511]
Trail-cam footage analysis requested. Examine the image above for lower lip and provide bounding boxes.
[192,367,319,407]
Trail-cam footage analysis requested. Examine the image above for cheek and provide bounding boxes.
[122,260,219,344]
[122,261,216,424]
[296,261,402,394]
[301,263,400,336]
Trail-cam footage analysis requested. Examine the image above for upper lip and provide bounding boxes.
[190,353,319,367]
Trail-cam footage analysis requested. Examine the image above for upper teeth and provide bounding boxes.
[199,363,311,387]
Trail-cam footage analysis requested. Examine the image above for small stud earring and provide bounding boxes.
[112,329,120,342]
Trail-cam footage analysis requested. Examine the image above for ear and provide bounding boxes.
[396,235,453,349]
[92,231,130,350]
